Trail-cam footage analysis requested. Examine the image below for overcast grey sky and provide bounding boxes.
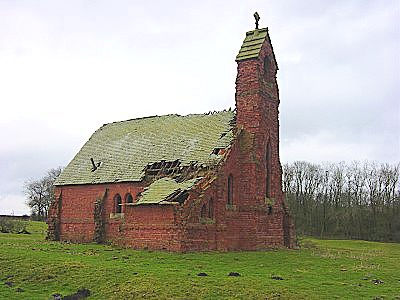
[1,0,399,215]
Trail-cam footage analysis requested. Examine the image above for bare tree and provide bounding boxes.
[284,161,400,242]
[24,167,63,220]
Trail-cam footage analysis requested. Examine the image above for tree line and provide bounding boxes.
[283,161,400,242]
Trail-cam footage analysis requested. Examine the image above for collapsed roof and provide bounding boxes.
[131,177,200,205]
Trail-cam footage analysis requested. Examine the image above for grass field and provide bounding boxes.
[0,221,399,299]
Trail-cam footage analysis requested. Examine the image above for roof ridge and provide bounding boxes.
[245,27,268,35]
[102,109,234,127]
[236,27,269,62]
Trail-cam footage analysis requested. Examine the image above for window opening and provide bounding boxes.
[114,194,122,213]
[125,193,133,204]
[264,56,271,76]
[266,140,271,198]
[200,204,207,218]
[228,174,233,204]
[208,198,214,219]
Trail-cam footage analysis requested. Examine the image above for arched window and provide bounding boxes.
[125,193,133,204]
[266,140,272,198]
[227,174,233,205]
[264,56,271,75]
[114,194,122,214]
[208,198,214,219]
[200,204,207,218]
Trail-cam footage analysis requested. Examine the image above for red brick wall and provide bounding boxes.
[180,135,293,251]
[54,183,193,251]
[122,205,182,251]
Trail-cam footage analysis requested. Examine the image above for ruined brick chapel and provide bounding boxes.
[48,16,296,251]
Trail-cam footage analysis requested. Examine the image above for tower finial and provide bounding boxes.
[254,12,260,29]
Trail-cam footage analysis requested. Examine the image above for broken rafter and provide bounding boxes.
[144,159,182,178]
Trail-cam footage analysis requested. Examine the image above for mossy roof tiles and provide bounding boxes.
[55,111,235,186]
[236,28,268,61]
[135,177,199,205]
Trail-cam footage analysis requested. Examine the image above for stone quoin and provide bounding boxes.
[47,17,296,251]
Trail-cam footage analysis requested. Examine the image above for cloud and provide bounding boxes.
[281,130,398,163]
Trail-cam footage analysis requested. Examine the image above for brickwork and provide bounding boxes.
[48,28,295,251]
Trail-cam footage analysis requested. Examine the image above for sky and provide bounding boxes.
[0,0,399,215]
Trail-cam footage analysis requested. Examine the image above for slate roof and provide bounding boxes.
[55,111,235,186]
[236,27,268,61]
[131,177,200,205]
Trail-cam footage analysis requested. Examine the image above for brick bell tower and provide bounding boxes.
[234,13,295,248]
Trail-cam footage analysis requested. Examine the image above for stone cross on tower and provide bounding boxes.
[254,12,260,29]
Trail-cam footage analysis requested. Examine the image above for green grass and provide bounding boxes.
[0,222,399,299]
